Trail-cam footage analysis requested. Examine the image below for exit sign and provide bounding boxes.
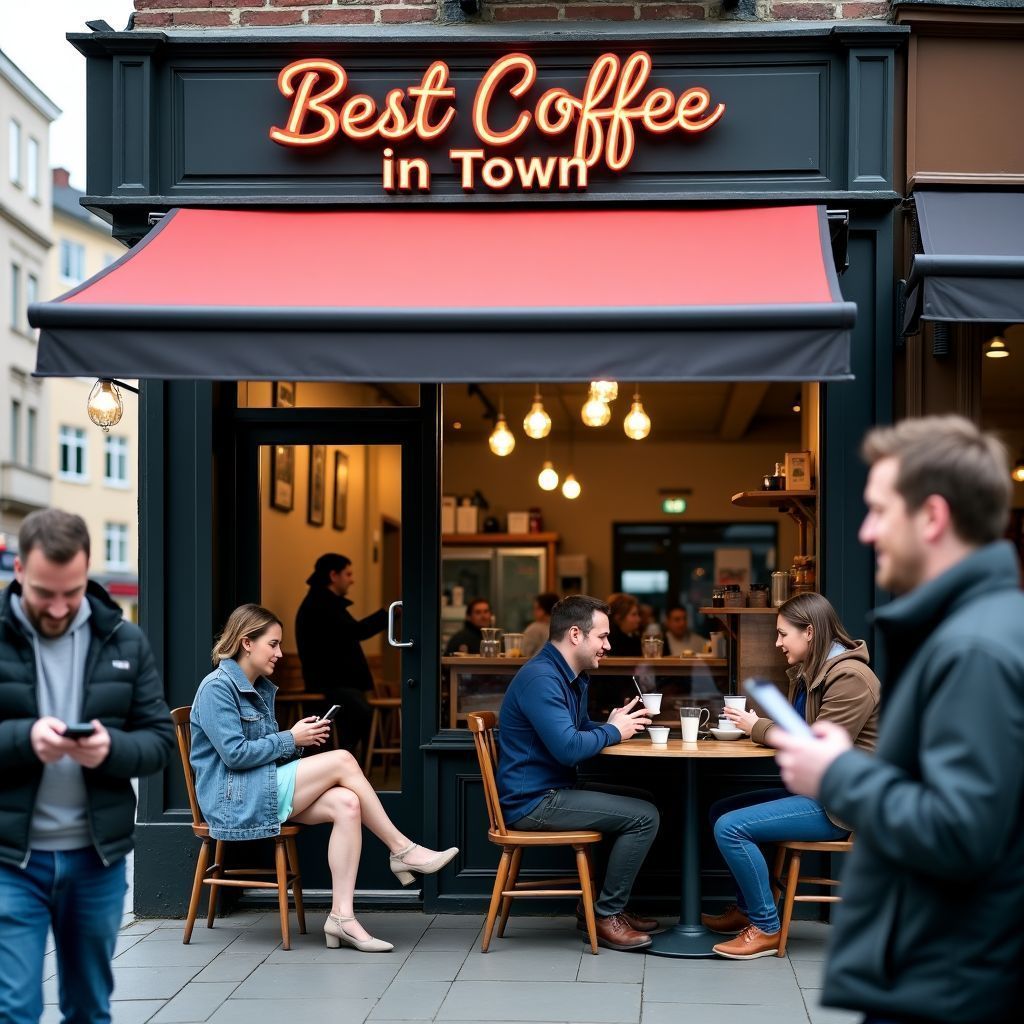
[662,497,687,515]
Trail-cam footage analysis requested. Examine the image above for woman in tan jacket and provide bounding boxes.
[703,593,880,960]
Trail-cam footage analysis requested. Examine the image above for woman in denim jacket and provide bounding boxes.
[190,604,456,952]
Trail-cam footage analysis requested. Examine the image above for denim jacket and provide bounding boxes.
[189,659,298,840]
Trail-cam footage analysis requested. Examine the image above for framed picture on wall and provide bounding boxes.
[308,445,326,526]
[274,381,296,408]
[333,451,349,531]
[271,444,294,511]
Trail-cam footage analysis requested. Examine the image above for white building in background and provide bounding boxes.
[0,48,58,559]
[49,168,138,620]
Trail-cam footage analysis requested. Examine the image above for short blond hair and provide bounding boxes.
[212,604,282,666]
[861,416,1011,545]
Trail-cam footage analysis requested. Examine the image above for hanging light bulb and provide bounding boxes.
[1012,456,1024,484]
[488,416,516,456]
[538,460,559,491]
[581,386,612,427]
[589,380,618,403]
[87,379,124,432]
[985,336,1010,359]
[792,393,802,414]
[561,473,582,500]
[523,388,552,439]
[623,389,651,441]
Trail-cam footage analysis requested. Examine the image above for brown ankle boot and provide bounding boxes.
[701,904,750,935]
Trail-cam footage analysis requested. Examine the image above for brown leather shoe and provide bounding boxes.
[577,904,659,933]
[701,904,750,935]
[712,924,781,960]
[593,913,652,952]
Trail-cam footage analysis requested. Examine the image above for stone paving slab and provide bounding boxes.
[437,980,643,1022]
[369,981,453,1020]
[149,982,238,1023]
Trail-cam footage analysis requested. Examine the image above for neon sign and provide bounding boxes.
[270,52,725,194]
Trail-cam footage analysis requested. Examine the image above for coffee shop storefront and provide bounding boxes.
[30,21,904,916]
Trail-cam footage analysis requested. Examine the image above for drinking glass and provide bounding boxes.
[641,637,663,658]
[679,707,710,742]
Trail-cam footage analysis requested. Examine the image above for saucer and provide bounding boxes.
[710,727,743,741]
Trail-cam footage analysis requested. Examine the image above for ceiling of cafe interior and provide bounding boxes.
[440,382,804,444]
[982,324,1024,427]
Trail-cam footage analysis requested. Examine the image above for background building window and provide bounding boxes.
[59,240,85,285]
[105,523,130,570]
[26,137,39,200]
[10,400,20,462]
[58,425,87,480]
[10,264,21,329]
[8,119,21,185]
[104,435,129,485]
[26,407,37,467]
[26,272,37,333]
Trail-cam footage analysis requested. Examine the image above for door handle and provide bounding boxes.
[387,601,414,648]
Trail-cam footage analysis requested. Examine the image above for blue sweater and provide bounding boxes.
[497,643,621,824]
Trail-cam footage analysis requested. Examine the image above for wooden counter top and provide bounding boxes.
[442,655,726,669]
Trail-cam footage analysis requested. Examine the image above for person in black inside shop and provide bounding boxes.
[295,554,387,757]
[444,597,492,655]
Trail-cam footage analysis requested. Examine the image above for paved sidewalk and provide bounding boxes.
[41,913,858,1024]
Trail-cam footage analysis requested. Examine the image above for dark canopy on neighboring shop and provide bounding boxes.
[904,190,1024,333]
[31,205,855,382]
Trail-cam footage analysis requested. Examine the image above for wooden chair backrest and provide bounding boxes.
[171,706,205,830]
[466,712,506,836]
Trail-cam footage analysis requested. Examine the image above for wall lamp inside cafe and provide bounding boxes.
[87,378,138,432]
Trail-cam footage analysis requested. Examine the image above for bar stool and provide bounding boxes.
[364,680,401,776]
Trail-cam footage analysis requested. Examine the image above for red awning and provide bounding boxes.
[31,206,855,382]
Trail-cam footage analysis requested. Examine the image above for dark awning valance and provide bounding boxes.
[904,190,1024,334]
[30,206,855,382]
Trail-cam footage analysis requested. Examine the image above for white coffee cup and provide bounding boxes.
[717,717,740,732]
[648,726,670,744]
[723,696,747,713]
[641,693,663,715]
[679,707,710,742]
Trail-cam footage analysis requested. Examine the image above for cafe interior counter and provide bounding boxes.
[443,655,728,729]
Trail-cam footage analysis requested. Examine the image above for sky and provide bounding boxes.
[0,1,137,191]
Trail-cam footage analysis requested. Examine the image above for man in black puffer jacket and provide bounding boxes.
[0,509,173,1024]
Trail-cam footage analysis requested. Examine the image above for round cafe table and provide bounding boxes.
[601,736,776,958]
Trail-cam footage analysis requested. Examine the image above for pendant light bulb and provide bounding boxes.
[523,391,552,439]
[985,336,1010,359]
[87,379,124,432]
[1012,457,1024,484]
[589,380,618,404]
[581,388,612,428]
[561,473,582,500]
[623,392,651,441]
[538,460,559,491]
[488,416,516,456]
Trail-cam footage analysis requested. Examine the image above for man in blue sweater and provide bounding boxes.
[497,595,660,951]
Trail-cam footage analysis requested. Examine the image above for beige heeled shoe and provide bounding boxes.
[324,913,394,952]
[389,843,459,886]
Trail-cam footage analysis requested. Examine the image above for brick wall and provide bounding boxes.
[131,0,892,29]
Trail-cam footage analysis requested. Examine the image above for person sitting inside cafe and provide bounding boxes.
[662,606,706,656]
[520,591,558,658]
[497,595,660,951]
[444,597,492,655]
[605,592,643,657]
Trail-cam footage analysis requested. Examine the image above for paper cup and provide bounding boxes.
[648,726,670,744]
[641,693,663,715]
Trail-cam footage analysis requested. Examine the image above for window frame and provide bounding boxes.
[26,136,39,200]
[8,119,21,186]
[103,435,130,487]
[59,239,86,285]
[58,424,88,481]
[104,522,130,571]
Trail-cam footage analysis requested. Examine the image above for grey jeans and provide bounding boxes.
[510,782,660,917]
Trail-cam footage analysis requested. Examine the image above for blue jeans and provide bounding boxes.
[709,787,847,933]
[0,848,127,1024]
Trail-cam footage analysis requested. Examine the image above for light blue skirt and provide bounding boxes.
[276,760,299,823]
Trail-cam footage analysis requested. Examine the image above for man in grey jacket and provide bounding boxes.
[0,509,173,1024]
[775,417,1024,1024]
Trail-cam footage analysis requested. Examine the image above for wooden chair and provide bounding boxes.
[771,836,854,957]
[364,680,402,776]
[466,711,602,954]
[171,706,306,949]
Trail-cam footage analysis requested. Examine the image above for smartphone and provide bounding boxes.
[318,705,342,724]
[743,678,814,738]
[62,723,97,740]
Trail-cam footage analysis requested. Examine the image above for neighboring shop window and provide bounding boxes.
[58,425,88,480]
[59,239,85,284]
[105,523,130,570]
[104,435,129,486]
[8,119,20,185]
[238,380,419,409]
[26,137,39,200]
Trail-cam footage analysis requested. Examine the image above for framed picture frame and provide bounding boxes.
[332,451,349,531]
[784,450,814,491]
[270,444,295,511]
[307,445,326,526]
[273,381,296,408]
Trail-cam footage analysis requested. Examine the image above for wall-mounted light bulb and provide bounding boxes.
[538,460,559,491]
[623,393,651,440]
[581,389,612,427]
[488,417,516,456]
[561,473,581,500]
[87,379,124,432]
[523,392,552,439]
[589,380,618,403]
